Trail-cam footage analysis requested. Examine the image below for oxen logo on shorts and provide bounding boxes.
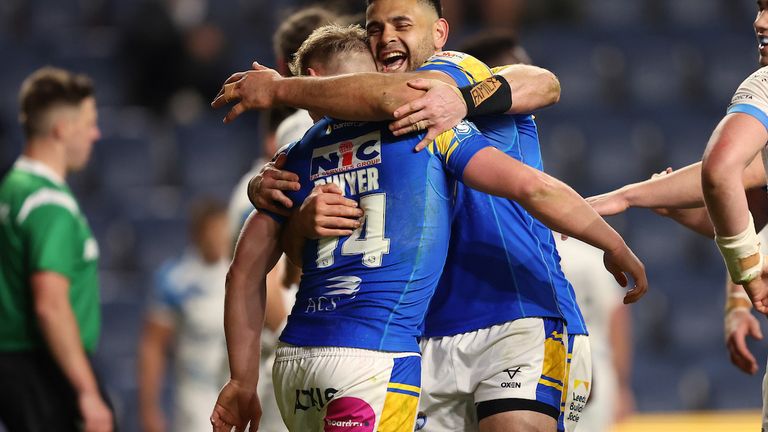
[324,397,375,431]
[310,132,381,181]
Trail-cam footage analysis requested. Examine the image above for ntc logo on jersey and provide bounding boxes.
[310,131,381,180]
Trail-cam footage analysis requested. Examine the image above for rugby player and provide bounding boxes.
[226,9,345,430]
[585,0,768,427]
[231,1,645,430]
[209,24,646,432]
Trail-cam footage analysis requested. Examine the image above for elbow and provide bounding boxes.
[517,174,560,203]
[225,265,242,295]
[543,70,561,106]
[701,150,737,192]
[34,296,61,324]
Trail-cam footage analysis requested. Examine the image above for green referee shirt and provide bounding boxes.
[0,156,100,353]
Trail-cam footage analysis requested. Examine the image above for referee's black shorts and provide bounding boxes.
[0,350,116,432]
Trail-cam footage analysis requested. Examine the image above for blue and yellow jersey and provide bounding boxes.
[418,51,588,337]
[266,117,490,352]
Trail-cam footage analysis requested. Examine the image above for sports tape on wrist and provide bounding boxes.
[715,213,763,284]
[725,291,753,313]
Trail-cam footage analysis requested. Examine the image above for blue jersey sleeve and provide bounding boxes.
[430,121,492,181]
[417,51,493,87]
[148,260,182,313]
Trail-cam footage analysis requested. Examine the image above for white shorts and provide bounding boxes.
[419,318,567,431]
[558,334,593,432]
[577,343,615,432]
[272,345,421,432]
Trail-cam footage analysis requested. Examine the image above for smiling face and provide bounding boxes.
[365,0,449,73]
[757,0,768,66]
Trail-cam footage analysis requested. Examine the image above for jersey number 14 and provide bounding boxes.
[316,193,391,268]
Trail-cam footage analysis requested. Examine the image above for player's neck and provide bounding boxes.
[23,138,67,180]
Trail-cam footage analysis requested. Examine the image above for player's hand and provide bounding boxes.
[741,261,768,314]
[248,153,301,216]
[211,380,261,432]
[389,78,467,152]
[602,244,648,304]
[725,307,763,374]
[212,62,283,123]
[297,183,363,239]
[78,391,114,432]
[586,190,630,217]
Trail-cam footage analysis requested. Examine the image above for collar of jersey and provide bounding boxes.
[14,156,66,186]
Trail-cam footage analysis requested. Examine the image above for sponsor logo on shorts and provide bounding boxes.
[294,387,338,413]
[310,132,381,181]
[324,397,375,432]
[500,366,523,389]
[566,388,589,423]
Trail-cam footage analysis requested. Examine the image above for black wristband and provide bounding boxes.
[458,75,513,118]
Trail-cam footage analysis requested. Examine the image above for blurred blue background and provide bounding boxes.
[0,0,763,430]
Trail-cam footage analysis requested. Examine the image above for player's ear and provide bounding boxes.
[307,67,319,77]
[433,18,449,50]
[50,111,72,141]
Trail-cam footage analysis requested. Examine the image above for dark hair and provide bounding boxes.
[18,66,94,139]
[366,0,443,18]
[290,24,369,76]
[457,30,531,67]
[189,197,227,240]
[273,7,340,75]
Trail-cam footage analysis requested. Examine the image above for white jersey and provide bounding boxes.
[147,251,229,432]
[228,157,268,242]
[275,109,313,148]
[727,66,768,178]
[555,237,624,432]
[555,237,622,359]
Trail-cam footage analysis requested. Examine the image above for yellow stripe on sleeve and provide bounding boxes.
[458,56,493,83]
[433,129,457,159]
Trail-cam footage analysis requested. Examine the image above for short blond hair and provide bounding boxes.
[289,24,369,76]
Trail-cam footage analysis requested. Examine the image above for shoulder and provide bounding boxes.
[424,51,482,67]
[728,67,768,126]
[732,66,768,104]
[154,256,189,292]
[420,51,493,84]
[16,185,79,226]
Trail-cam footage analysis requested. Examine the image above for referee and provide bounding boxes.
[0,67,113,432]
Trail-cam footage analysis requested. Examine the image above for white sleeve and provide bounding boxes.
[275,109,314,149]
[728,67,768,131]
